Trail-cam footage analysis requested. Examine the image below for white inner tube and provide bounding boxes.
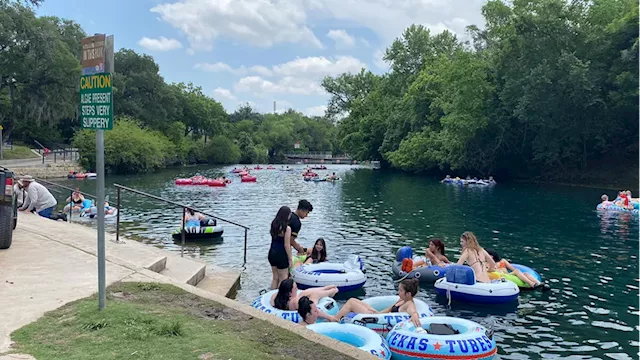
[251,289,339,324]
[306,323,391,359]
[342,296,434,333]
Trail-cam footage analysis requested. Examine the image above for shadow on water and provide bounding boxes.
[55,165,639,359]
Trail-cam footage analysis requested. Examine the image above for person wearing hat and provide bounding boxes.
[14,179,25,207]
[18,175,58,219]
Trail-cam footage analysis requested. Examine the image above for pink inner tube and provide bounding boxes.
[192,178,210,185]
[238,171,249,176]
[175,178,193,185]
[208,179,226,187]
[241,176,257,182]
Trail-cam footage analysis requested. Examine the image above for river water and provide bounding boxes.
[57,165,638,359]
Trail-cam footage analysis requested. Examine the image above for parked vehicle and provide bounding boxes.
[0,167,18,249]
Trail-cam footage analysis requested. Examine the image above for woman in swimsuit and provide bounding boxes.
[64,188,85,212]
[425,238,450,267]
[268,206,293,289]
[456,231,496,283]
[485,249,542,288]
[272,279,339,321]
[331,278,422,327]
[304,238,327,264]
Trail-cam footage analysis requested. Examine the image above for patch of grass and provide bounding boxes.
[10,282,355,360]
[2,144,40,160]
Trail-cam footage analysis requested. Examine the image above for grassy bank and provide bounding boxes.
[9,282,354,360]
[2,145,40,160]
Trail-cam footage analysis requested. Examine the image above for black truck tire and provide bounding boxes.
[0,204,14,249]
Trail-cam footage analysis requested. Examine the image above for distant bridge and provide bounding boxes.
[284,152,353,163]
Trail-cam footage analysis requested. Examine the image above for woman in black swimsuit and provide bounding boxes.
[268,206,293,290]
[331,278,422,327]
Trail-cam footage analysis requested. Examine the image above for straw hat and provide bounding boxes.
[19,175,34,182]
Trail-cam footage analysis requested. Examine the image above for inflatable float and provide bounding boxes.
[306,323,391,360]
[596,203,639,214]
[292,255,366,292]
[171,225,224,240]
[241,175,257,182]
[490,264,542,289]
[175,178,193,185]
[387,316,497,360]
[82,206,118,219]
[392,246,449,283]
[341,296,434,333]
[207,179,226,187]
[252,289,339,324]
[434,265,519,304]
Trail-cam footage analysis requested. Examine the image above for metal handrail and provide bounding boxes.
[113,183,250,262]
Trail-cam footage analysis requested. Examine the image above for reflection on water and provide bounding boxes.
[58,166,639,359]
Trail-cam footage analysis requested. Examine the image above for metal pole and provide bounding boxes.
[68,190,73,223]
[181,208,186,258]
[0,128,3,160]
[115,187,121,243]
[244,228,248,264]
[96,129,106,310]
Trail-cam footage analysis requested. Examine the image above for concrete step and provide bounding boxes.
[196,265,241,299]
[159,257,206,286]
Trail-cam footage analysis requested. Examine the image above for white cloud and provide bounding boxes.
[303,0,485,45]
[213,87,236,100]
[138,36,182,51]
[304,105,327,117]
[194,62,247,75]
[273,56,366,77]
[150,0,323,53]
[372,49,388,70]
[326,29,356,49]
[231,56,366,97]
[249,65,273,77]
[234,76,325,96]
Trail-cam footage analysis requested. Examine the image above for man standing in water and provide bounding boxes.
[289,199,313,255]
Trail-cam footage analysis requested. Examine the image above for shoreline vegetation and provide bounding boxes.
[1,0,637,186]
[8,282,354,360]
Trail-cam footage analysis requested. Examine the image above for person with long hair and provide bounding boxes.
[330,278,423,327]
[268,206,293,289]
[425,238,450,267]
[456,231,496,283]
[304,238,328,264]
[272,279,338,321]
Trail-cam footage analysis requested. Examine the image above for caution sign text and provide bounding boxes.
[79,73,113,130]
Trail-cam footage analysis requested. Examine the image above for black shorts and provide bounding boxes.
[268,247,289,269]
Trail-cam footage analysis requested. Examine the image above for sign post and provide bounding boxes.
[0,125,4,160]
[80,34,113,311]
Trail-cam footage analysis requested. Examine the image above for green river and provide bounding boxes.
[56,165,638,359]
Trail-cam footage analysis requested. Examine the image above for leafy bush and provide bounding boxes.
[73,116,178,173]
[205,135,240,164]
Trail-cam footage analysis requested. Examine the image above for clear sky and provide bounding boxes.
[37,0,486,115]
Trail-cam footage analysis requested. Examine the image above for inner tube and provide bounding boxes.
[306,323,391,360]
[207,179,226,187]
[292,255,366,292]
[175,178,193,185]
[387,316,497,360]
[391,257,449,283]
[596,203,639,214]
[251,289,339,324]
[434,265,519,304]
[82,207,118,219]
[171,225,224,240]
[241,175,257,182]
[341,296,434,333]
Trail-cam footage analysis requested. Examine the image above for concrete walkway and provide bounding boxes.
[0,213,376,360]
[0,212,240,353]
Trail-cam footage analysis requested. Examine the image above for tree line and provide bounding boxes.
[0,1,338,173]
[322,0,638,184]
